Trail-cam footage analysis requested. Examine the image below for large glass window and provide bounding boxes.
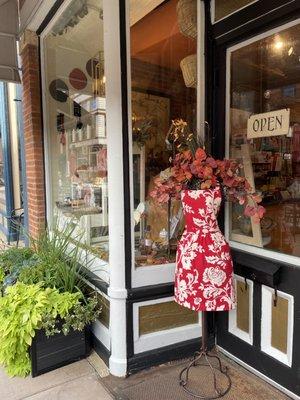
[130,0,198,267]
[228,21,300,258]
[43,0,108,262]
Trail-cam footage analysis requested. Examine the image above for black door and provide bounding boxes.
[212,8,300,398]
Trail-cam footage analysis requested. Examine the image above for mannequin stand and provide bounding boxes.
[179,312,231,399]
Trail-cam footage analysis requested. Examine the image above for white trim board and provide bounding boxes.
[229,274,253,345]
[92,319,110,351]
[218,347,300,400]
[261,286,294,367]
[133,296,201,354]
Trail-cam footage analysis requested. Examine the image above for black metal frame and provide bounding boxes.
[179,312,231,399]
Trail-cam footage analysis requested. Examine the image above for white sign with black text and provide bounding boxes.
[247,108,290,139]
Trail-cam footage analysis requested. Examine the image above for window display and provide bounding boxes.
[43,0,108,261]
[130,0,198,267]
[228,22,300,257]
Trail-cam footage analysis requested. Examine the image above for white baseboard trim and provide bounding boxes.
[218,346,299,400]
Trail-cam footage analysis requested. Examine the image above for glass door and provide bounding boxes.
[216,18,300,398]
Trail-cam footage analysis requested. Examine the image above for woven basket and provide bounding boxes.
[180,54,197,88]
[176,0,197,39]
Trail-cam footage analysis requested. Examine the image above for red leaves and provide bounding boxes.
[149,145,266,221]
[195,148,207,162]
[244,204,266,223]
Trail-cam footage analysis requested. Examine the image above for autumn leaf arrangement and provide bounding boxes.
[150,119,265,222]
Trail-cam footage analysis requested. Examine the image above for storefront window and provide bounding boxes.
[228,22,300,257]
[130,0,198,267]
[43,0,109,262]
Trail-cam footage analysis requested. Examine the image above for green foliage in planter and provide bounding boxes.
[0,247,34,274]
[18,224,88,294]
[0,282,81,377]
[41,296,100,336]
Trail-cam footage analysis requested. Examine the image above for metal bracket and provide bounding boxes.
[273,287,278,307]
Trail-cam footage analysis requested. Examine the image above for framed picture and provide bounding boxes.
[131,89,170,156]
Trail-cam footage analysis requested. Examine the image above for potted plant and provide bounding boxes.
[0,224,100,377]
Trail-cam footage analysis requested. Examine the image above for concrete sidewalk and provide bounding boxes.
[0,353,114,400]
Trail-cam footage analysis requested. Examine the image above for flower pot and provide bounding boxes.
[30,325,91,377]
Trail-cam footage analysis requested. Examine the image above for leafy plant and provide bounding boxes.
[0,282,82,377]
[19,223,88,294]
[41,296,100,337]
[0,247,34,274]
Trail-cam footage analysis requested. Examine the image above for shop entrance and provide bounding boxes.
[214,17,300,398]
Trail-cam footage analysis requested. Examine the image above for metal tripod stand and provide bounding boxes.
[179,312,232,399]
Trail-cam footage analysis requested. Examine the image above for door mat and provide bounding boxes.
[102,353,290,400]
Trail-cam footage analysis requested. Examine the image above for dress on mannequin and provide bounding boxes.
[175,187,236,312]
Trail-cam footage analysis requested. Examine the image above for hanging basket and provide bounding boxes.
[176,0,197,39]
[180,54,197,88]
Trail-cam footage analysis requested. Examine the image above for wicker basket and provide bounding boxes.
[176,0,197,39]
[180,54,197,88]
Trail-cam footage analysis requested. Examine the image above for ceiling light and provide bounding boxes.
[274,40,283,50]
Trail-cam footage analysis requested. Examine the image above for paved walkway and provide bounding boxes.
[0,351,293,400]
[0,354,114,400]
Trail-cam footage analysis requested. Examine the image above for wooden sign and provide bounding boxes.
[247,109,290,139]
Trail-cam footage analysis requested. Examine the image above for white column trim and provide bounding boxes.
[228,274,253,345]
[261,286,294,367]
[104,0,127,377]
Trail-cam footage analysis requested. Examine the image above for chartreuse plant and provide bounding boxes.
[0,282,81,377]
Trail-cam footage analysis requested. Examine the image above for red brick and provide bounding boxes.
[20,39,46,238]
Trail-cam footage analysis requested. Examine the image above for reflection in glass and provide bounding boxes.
[130,0,198,267]
[229,22,300,257]
[44,0,109,262]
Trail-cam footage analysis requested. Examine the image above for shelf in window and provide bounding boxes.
[70,137,106,148]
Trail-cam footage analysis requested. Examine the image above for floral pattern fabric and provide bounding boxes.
[175,188,236,312]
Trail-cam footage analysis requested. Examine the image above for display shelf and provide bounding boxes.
[70,137,107,147]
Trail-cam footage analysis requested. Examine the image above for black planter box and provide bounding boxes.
[30,325,91,377]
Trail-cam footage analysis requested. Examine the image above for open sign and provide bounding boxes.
[247,109,290,139]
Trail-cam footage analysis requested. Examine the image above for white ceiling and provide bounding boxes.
[130,0,165,26]
[47,5,103,57]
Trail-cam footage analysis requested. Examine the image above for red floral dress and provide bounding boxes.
[174,187,236,312]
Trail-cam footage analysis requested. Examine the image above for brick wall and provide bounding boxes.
[20,31,46,238]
